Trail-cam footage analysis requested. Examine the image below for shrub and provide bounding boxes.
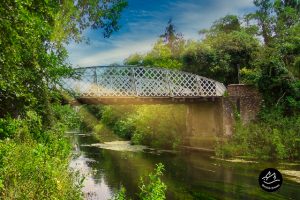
[98,105,185,149]
[112,163,167,200]
[0,136,82,199]
[52,104,82,130]
[0,105,84,199]
[130,105,186,149]
[138,163,167,200]
[113,118,135,139]
[0,117,20,139]
[216,110,300,160]
[112,186,127,200]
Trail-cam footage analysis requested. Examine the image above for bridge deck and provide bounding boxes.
[71,96,222,105]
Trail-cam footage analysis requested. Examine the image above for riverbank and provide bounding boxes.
[80,104,300,162]
[0,105,83,199]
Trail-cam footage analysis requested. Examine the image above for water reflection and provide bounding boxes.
[70,132,300,200]
[70,155,113,199]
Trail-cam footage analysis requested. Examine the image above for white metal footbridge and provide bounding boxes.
[62,66,226,104]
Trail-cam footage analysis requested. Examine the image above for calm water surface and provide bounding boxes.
[69,132,300,200]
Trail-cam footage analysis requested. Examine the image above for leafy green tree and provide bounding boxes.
[199,15,241,35]
[0,0,127,123]
[0,1,128,199]
[183,15,260,84]
[244,0,299,44]
[244,0,300,112]
[250,0,275,45]
[245,0,300,78]
[124,20,184,69]
[273,0,300,78]
[142,39,183,69]
[124,53,143,65]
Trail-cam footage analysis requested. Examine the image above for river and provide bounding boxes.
[69,132,300,200]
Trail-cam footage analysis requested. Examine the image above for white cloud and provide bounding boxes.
[72,39,155,67]
[170,0,254,39]
[68,0,254,67]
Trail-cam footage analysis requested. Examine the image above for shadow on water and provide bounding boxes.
[69,132,300,200]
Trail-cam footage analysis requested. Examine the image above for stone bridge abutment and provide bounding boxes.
[184,84,262,150]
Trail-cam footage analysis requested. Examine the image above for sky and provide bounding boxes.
[67,0,256,67]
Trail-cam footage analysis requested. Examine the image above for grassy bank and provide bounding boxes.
[0,105,83,199]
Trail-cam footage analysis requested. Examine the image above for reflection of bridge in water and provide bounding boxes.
[62,66,226,104]
[62,66,233,150]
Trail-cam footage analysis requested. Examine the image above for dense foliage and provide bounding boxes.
[83,105,186,149]
[0,0,127,121]
[0,0,127,199]
[217,110,300,160]
[0,105,83,199]
[124,0,300,160]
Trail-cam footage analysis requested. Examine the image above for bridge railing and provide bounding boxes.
[61,66,226,98]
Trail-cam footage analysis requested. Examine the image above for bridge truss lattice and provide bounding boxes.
[62,66,226,98]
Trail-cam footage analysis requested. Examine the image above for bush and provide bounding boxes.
[0,117,20,139]
[0,105,83,199]
[52,104,82,130]
[113,118,136,139]
[130,105,185,149]
[216,110,300,160]
[138,163,167,200]
[112,186,127,200]
[112,163,167,200]
[0,140,82,199]
[98,105,185,149]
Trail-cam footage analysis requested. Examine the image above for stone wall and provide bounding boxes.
[221,97,235,136]
[222,84,262,135]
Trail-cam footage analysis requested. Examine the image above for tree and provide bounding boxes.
[160,19,185,56]
[52,0,128,44]
[183,15,260,84]
[248,0,299,48]
[142,39,183,69]
[0,0,127,122]
[273,0,300,78]
[124,20,184,69]
[199,14,241,35]
[124,53,143,65]
[251,0,275,45]
[245,0,300,113]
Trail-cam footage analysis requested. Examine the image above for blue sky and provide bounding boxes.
[67,0,255,67]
